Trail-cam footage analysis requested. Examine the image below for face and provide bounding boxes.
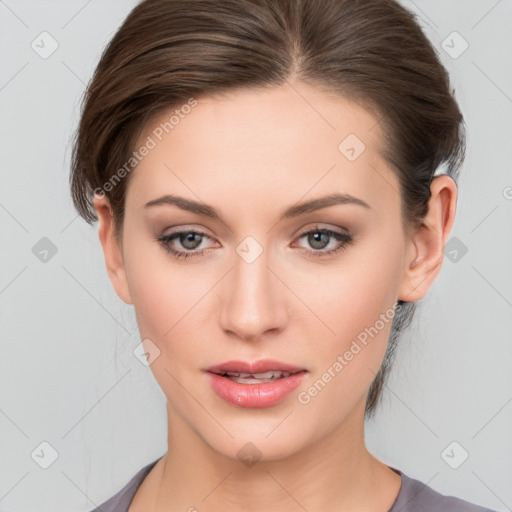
[95,82,447,462]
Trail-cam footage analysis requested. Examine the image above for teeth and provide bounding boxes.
[222,370,292,380]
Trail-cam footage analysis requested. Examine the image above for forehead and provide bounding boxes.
[128,82,400,218]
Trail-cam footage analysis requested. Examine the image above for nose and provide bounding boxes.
[219,242,287,342]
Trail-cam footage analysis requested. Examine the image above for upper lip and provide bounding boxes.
[206,359,306,375]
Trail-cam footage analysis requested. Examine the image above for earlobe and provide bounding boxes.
[398,175,458,303]
[93,195,133,305]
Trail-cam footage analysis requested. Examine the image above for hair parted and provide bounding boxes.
[70,0,466,417]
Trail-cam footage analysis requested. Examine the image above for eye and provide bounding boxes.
[157,229,215,259]
[292,225,354,258]
[156,225,354,260]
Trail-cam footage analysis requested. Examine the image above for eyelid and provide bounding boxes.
[294,222,350,237]
[160,223,215,237]
[291,225,353,254]
[157,223,353,259]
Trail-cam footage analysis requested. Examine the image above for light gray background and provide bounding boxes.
[1,1,511,511]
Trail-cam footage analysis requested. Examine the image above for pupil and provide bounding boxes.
[182,232,201,249]
[310,232,328,249]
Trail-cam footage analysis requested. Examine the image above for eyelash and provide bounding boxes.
[156,226,354,260]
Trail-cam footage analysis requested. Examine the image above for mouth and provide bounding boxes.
[206,359,307,381]
[204,360,308,408]
[209,370,304,384]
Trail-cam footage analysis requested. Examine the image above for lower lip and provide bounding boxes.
[206,371,308,408]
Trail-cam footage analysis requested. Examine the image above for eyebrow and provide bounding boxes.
[144,193,372,223]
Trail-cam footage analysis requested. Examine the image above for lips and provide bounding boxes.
[205,359,308,408]
[206,359,306,375]
[219,371,293,384]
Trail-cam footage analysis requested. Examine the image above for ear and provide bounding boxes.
[93,194,133,305]
[398,175,458,303]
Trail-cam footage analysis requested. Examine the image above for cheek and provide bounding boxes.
[301,238,403,398]
[297,278,396,420]
[122,236,198,340]
[123,239,223,386]
[299,238,403,347]
[124,252,208,398]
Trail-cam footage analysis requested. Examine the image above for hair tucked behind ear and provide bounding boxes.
[70,0,466,417]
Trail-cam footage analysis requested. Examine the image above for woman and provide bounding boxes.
[70,0,496,510]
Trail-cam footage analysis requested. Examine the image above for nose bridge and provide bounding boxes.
[219,235,285,340]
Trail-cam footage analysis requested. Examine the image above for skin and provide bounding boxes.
[93,81,457,511]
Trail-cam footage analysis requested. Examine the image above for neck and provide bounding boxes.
[147,398,401,512]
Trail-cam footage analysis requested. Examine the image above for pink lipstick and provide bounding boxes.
[205,359,308,408]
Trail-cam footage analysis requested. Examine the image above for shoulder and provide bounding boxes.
[389,468,498,512]
[87,457,162,512]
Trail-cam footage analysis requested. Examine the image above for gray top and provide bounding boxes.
[88,457,497,512]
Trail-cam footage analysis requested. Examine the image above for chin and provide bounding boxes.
[212,433,307,464]
[194,410,326,465]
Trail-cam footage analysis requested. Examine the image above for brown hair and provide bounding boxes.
[70,0,466,417]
